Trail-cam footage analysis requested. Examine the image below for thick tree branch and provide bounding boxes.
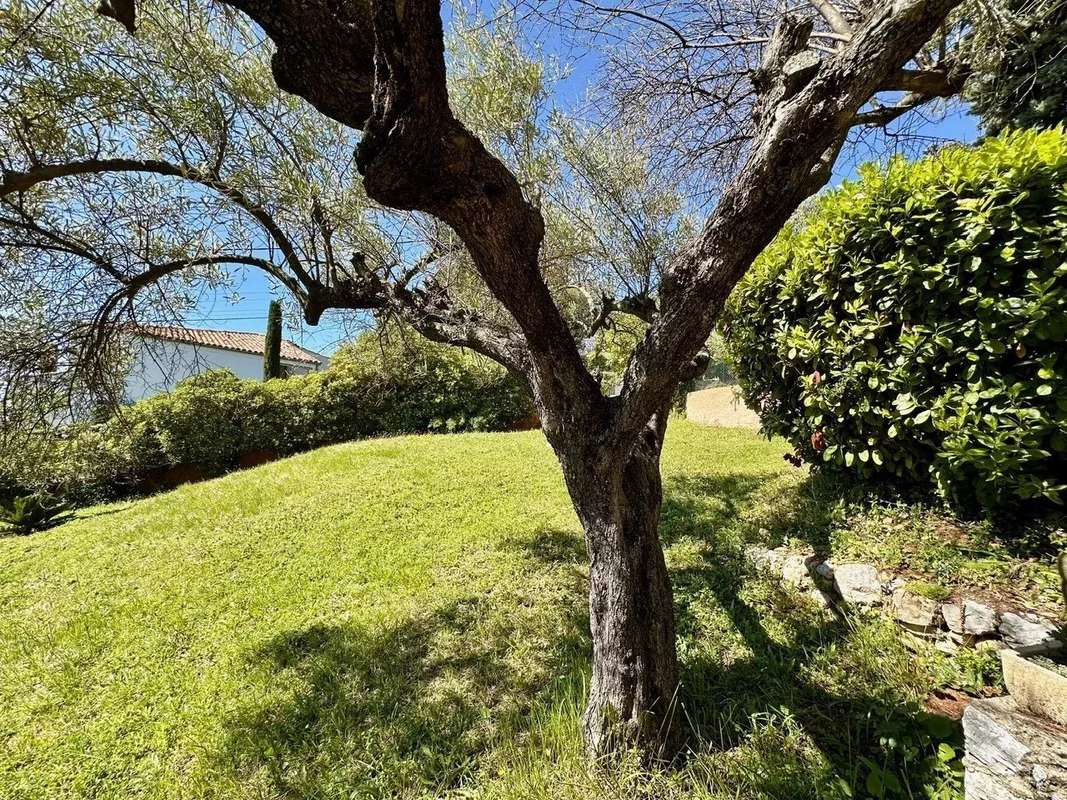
[750,15,817,126]
[808,0,854,36]
[351,0,603,439]
[303,255,530,373]
[585,291,659,337]
[855,62,969,126]
[94,0,374,128]
[97,0,136,33]
[3,156,527,375]
[214,0,375,129]
[613,0,964,452]
[884,65,966,94]
[853,92,933,125]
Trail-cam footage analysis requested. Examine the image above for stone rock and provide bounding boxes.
[813,560,834,581]
[935,636,959,655]
[892,587,942,629]
[943,602,964,634]
[1002,649,1067,728]
[833,563,883,606]
[745,545,784,574]
[1000,612,1061,650]
[781,553,816,589]
[806,588,836,610]
[964,600,999,637]
[962,695,1067,799]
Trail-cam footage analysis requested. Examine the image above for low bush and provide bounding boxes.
[0,330,533,502]
[0,491,73,534]
[721,127,1067,513]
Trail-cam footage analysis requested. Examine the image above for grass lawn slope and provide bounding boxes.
[0,421,1025,799]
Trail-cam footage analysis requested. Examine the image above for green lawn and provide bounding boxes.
[0,422,989,799]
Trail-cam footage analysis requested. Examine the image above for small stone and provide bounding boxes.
[943,602,964,634]
[936,636,960,655]
[745,545,783,574]
[806,588,835,610]
[781,553,815,588]
[893,587,942,629]
[999,612,1060,650]
[834,563,883,606]
[964,601,998,637]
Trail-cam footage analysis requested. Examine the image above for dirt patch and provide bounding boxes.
[685,385,760,428]
[925,688,975,720]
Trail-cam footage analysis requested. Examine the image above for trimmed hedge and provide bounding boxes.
[721,128,1067,512]
[0,331,533,502]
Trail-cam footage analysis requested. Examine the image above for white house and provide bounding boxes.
[124,325,329,402]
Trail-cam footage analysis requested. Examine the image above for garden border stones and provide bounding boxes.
[743,545,1061,653]
[743,544,1067,800]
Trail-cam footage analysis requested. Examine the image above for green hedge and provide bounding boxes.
[721,128,1067,512]
[0,331,533,502]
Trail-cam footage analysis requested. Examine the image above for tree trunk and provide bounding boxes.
[564,419,681,762]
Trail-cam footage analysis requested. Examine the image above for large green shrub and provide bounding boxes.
[0,331,533,501]
[721,128,1067,512]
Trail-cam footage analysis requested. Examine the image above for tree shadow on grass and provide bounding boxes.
[515,525,587,565]
[660,471,780,546]
[662,474,962,798]
[218,468,955,799]
[220,585,590,798]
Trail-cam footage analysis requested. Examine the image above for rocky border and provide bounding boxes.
[745,544,1067,800]
[744,545,1062,654]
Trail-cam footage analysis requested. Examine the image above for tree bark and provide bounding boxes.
[561,413,681,762]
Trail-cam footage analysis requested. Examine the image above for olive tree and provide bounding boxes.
[2,0,979,760]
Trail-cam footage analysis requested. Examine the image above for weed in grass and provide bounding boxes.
[938,646,1005,696]
[905,580,953,602]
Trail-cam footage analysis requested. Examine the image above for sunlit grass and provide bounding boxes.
[0,422,987,799]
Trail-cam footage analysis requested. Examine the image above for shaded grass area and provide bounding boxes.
[0,422,986,799]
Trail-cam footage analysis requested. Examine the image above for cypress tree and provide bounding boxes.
[263,299,282,380]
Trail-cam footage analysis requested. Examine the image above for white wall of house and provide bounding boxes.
[123,338,322,402]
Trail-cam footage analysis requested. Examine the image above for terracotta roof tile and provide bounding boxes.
[133,325,326,366]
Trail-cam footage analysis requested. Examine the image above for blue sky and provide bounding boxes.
[190,15,980,357]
